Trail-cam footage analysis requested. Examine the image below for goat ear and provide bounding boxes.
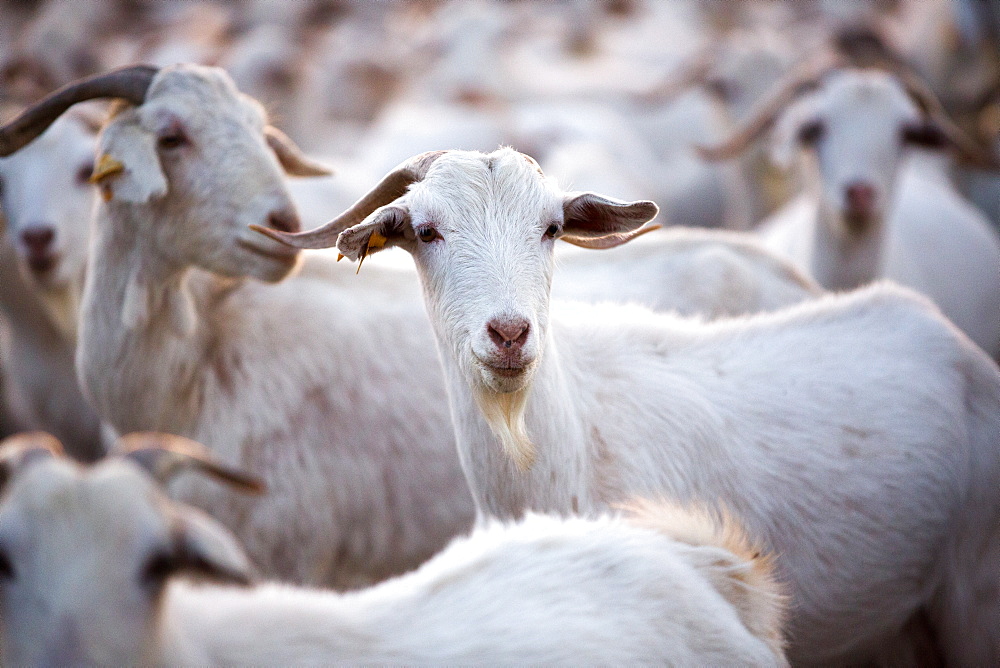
[768,96,821,170]
[560,192,659,249]
[0,432,63,494]
[93,118,167,204]
[173,506,256,586]
[336,205,412,266]
[901,121,948,150]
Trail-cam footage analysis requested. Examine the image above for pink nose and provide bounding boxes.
[844,182,876,216]
[487,317,530,352]
[266,208,301,234]
[20,226,55,255]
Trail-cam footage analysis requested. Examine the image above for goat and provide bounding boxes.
[261,146,1000,665]
[0,63,475,589]
[699,65,1000,358]
[0,105,105,460]
[0,432,787,666]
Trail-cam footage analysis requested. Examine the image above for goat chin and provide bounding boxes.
[471,380,535,471]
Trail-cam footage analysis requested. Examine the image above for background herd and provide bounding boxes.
[0,0,999,664]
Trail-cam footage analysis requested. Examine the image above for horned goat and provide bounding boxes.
[0,63,476,589]
[700,65,1000,358]
[261,147,1000,666]
[0,432,787,666]
[0,105,105,460]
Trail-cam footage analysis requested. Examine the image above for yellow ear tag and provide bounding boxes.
[337,254,345,262]
[89,154,125,184]
[355,230,388,275]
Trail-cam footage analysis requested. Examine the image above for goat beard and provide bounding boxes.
[471,382,535,472]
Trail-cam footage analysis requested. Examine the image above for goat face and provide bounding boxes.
[324,149,656,395]
[0,455,251,666]
[772,70,931,236]
[0,109,98,290]
[96,64,304,283]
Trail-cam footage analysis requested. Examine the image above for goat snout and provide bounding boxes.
[844,182,876,218]
[487,317,530,352]
[20,225,58,272]
[266,208,301,234]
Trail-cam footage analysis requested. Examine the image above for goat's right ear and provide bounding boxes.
[93,117,167,204]
[336,205,412,265]
[172,506,256,586]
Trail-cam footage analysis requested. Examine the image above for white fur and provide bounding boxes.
[0,449,787,665]
[334,147,1000,665]
[758,69,1000,358]
[74,64,474,588]
[554,226,820,318]
[0,109,105,460]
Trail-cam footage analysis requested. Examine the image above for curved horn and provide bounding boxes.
[695,53,841,162]
[894,68,998,168]
[118,432,265,495]
[252,149,447,249]
[0,432,64,492]
[264,125,333,177]
[639,43,715,106]
[0,64,159,156]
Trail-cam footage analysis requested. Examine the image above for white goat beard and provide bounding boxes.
[471,383,535,471]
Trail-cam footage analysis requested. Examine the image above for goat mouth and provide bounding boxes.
[237,238,299,263]
[476,356,533,378]
[26,253,58,275]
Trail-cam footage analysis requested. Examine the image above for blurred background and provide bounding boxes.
[2,0,998,231]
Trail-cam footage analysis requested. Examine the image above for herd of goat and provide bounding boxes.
[0,0,999,664]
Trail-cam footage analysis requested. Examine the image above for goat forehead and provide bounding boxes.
[2,462,164,541]
[147,65,266,129]
[822,71,914,120]
[414,150,558,233]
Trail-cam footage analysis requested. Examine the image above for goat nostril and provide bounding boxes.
[487,318,530,350]
[20,226,55,253]
[844,183,876,213]
[267,209,301,235]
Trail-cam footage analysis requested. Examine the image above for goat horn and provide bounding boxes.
[0,64,159,156]
[695,53,841,162]
[252,149,447,249]
[639,43,715,106]
[119,432,265,495]
[264,125,333,177]
[894,68,998,169]
[0,432,64,492]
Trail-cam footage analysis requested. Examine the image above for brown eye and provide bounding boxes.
[417,226,439,243]
[799,120,825,145]
[158,132,187,150]
[544,223,560,240]
[75,162,94,185]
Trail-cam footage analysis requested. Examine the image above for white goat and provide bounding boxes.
[701,67,1000,358]
[0,63,476,589]
[553,227,820,318]
[0,106,105,460]
[0,432,787,666]
[262,147,1000,666]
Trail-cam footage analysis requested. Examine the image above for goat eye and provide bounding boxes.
[158,128,188,150]
[76,162,94,185]
[0,549,14,580]
[798,121,825,145]
[417,227,439,243]
[544,223,560,240]
[140,551,178,587]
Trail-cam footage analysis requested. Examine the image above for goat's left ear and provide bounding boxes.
[92,118,167,204]
[561,192,659,249]
[337,205,412,262]
[265,126,333,177]
[901,121,949,150]
[173,506,256,586]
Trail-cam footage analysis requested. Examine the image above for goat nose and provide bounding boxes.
[20,226,55,254]
[844,182,876,214]
[487,318,530,351]
[267,208,301,234]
